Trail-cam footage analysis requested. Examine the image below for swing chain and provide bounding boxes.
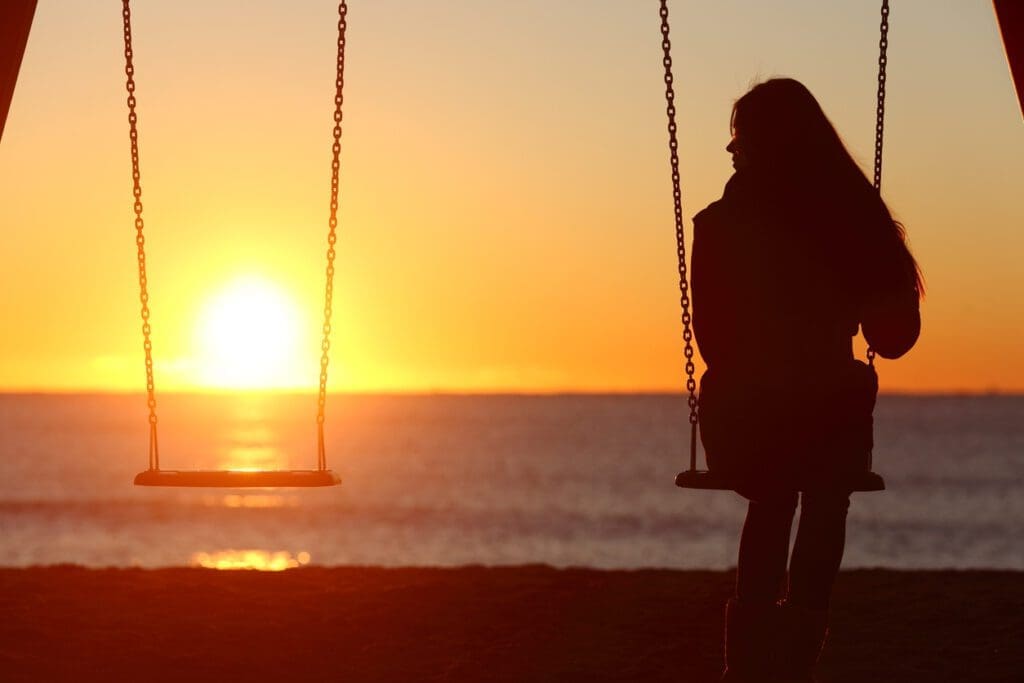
[122,0,159,470]
[658,1,699,468]
[867,0,890,366]
[873,0,889,193]
[317,1,348,470]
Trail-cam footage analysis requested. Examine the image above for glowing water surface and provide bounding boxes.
[0,394,1022,569]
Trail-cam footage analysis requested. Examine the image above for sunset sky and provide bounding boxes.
[1,0,1021,393]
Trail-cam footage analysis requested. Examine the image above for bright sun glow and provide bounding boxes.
[194,276,312,390]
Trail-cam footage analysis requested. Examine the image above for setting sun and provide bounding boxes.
[193,276,313,390]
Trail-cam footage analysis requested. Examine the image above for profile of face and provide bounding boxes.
[726,134,748,170]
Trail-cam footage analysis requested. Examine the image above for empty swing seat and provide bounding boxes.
[134,469,341,488]
[120,1,350,490]
[675,469,885,492]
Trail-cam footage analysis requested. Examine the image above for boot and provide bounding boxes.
[720,597,779,682]
[775,601,829,683]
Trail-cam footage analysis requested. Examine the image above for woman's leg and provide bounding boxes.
[787,491,851,609]
[722,491,798,681]
[777,490,851,681]
[736,492,799,604]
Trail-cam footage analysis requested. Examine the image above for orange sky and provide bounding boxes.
[1,0,1022,393]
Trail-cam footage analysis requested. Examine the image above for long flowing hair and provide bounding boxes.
[731,78,924,296]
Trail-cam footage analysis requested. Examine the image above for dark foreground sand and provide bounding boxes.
[1,566,1021,682]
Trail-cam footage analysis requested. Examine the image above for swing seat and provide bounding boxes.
[134,469,341,488]
[675,469,885,492]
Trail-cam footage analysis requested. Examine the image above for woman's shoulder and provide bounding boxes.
[694,172,759,235]
[693,200,728,230]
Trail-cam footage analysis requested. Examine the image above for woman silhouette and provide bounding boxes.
[691,79,922,682]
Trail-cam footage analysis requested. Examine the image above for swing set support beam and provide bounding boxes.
[994,0,1024,119]
[0,0,37,144]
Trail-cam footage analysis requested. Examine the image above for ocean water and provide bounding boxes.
[0,393,1021,570]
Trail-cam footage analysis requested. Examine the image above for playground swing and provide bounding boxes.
[126,0,349,488]
[660,0,892,493]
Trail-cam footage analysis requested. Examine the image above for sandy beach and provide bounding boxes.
[1,566,1020,682]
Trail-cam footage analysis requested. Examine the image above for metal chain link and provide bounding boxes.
[868,0,890,366]
[658,1,700,470]
[122,0,159,470]
[316,1,348,471]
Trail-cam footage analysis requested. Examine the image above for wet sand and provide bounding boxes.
[1,566,1021,682]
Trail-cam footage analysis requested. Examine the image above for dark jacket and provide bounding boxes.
[691,170,919,490]
[693,171,856,380]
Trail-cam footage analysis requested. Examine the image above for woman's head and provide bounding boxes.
[729,78,850,175]
[730,78,924,296]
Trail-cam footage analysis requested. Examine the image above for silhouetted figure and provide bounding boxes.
[691,79,922,682]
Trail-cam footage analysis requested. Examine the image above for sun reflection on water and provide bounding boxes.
[219,445,282,472]
[229,494,297,508]
[191,549,312,571]
[201,493,300,508]
[214,399,293,472]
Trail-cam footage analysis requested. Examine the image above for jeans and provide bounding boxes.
[735,490,851,610]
